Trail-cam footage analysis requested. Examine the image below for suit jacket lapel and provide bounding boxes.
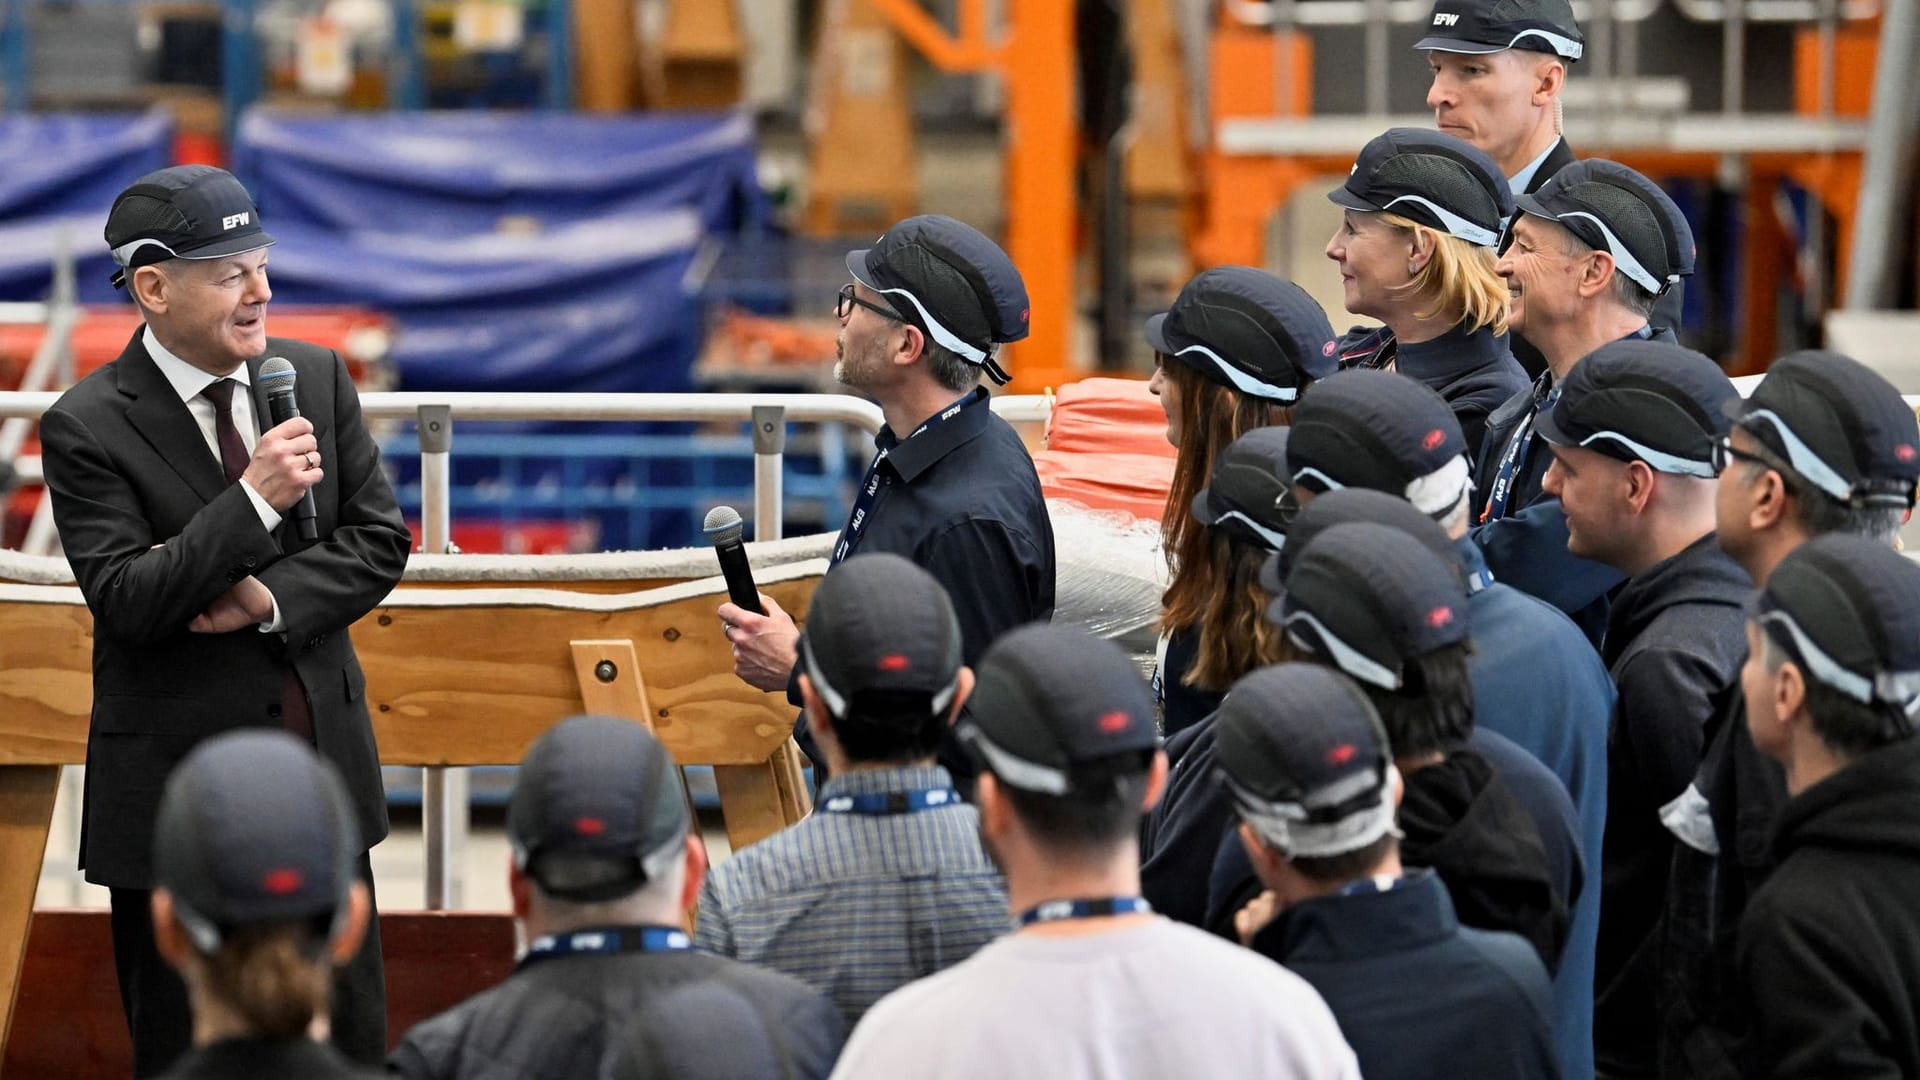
[118,333,229,506]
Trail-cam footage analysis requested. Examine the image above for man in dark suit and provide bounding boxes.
[38,165,409,1076]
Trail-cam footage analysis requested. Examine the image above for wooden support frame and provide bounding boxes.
[0,558,826,1059]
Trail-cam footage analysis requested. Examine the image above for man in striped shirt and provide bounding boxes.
[695,554,1009,1028]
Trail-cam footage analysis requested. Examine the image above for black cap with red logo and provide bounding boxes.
[1272,522,1472,691]
[1287,369,1469,498]
[153,730,358,954]
[507,716,689,903]
[958,624,1159,796]
[800,552,965,722]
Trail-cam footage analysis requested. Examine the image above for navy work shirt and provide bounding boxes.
[793,388,1055,781]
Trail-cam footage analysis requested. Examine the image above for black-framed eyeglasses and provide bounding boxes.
[837,283,904,323]
[1711,433,1768,476]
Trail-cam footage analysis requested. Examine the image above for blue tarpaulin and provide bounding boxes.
[0,213,122,302]
[263,212,707,393]
[232,110,766,239]
[0,111,172,223]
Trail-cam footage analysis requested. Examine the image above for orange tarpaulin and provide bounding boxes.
[1035,376,1177,522]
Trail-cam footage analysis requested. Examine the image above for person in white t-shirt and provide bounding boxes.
[828,625,1360,1080]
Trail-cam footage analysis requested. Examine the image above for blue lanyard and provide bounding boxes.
[819,787,961,815]
[1480,325,1657,524]
[518,925,691,971]
[1480,380,1557,523]
[831,390,982,565]
[1018,896,1153,927]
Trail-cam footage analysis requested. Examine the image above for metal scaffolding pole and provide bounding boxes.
[1844,0,1920,310]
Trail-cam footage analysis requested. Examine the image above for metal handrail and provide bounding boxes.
[0,387,1054,907]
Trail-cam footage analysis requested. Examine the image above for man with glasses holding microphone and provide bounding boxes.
[720,215,1056,785]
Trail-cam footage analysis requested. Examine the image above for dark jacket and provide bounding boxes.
[1594,533,1750,1078]
[1468,325,1683,647]
[39,332,410,886]
[1391,324,1530,462]
[1735,737,1920,1079]
[1140,713,1229,927]
[1508,137,1686,381]
[1400,748,1569,971]
[1251,871,1560,1080]
[792,387,1055,783]
[1461,538,1612,1080]
[1153,626,1225,743]
[1207,728,1580,954]
[389,930,845,1080]
[1659,683,1790,1080]
[1333,322,1529,465]
[159,1037,382,1080]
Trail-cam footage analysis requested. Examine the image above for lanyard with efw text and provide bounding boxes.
[820,788,962,815]
[518,925,691,971]
[1480,325,1658,524]
[831,390,982,565]
[1018,896,1153,927]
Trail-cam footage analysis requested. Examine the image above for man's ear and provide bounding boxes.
[892,323,927,368]
[1746,468,1790,533]
[680,834,709,915]
[1533,57,1566,104]
[1623,459,1658,515]
[798,674,835,747]
[329,882,371,965]
[131,265,170,316]
[509,857,532,921]
[975,773,1010,840]
[151,889,194,971]
[1578,249,1617,300]
[946,667,976,725]
[1775,658,1810,732]
[1141,750,1171,813]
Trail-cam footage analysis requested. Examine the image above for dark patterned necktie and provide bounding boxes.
[201,376,314,743]
[200,378,250,484]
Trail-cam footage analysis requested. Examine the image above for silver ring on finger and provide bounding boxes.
[304,452,316,470]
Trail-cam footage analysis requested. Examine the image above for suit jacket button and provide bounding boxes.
[267,704,283,718]
[227,569,243,583]
[243,556,258,568]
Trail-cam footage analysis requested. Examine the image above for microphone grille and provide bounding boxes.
[702,505,745,543]
[258,356,295,389]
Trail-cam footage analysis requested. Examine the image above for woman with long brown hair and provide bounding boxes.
[149,731,380,1079]
[1325,128,1528,459]
[1140,425,1305,925]
[1146,266,1337,741]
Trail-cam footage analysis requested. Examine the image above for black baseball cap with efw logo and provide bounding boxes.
[1416,0,1584,60]
[104,165,275,289]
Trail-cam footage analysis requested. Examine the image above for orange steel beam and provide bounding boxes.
[860,0,1076,393]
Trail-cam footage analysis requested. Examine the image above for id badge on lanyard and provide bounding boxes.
[831,390,979,565]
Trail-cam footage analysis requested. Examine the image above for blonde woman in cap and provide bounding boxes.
[1145,267,1336,741]
[1326,128,1528,459]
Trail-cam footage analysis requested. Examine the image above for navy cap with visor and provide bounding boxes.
[1191,426,1299,552]
[1329,128,1515,248]
[1213,663,1399,859]
[1144,267,1337,404]
[1272,522,1471,691]
[153,731,359,955]
[958,624,1159,796]
[1724,350,1920,509]
[1414,0,1584,59]
[848,214,1029,386]
[105,165,275,289]
[1535,339,1736,477]
[1756,534,1920,736]
[1514,159,1695,297]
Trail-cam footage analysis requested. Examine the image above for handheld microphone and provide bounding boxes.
[258,357,320,543]
[703,506,764,615]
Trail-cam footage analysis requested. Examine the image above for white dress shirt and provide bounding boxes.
[144,326,286,631]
